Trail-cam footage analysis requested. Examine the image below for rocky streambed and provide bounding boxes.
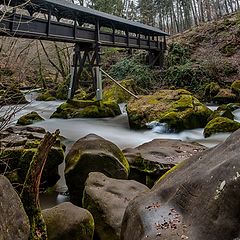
[1,88,240,240]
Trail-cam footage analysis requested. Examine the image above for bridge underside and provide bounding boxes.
[0,0,168,100]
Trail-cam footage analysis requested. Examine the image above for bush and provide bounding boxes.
[109,57,156,90]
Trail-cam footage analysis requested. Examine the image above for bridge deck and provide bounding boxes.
[0,0,168,51]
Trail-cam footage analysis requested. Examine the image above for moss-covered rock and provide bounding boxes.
[127,89,212,131]
[36,90,56,101]
[231,79,240,95]
[213,88,237,104]
[17,111,44,125]
[0,126,65,191]
[207,104,234,121]
[51,99,121,119]
[42,202,94,240]
[204,116,240,137]
[204,82,220,100]
[65,134,129,206]
[103,79,137,103]
[0,87,28,105]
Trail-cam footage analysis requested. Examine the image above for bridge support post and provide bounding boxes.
[68,44,80,99]
[95,19,102,101]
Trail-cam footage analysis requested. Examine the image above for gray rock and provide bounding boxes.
[65,134,130,206]
[42,202,94,240]
[0,175,30,240]
[83,172,149,240]
[123,139,205,187]
[121,128,240,240]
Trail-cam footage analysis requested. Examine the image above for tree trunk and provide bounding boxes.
[20,130,60,240]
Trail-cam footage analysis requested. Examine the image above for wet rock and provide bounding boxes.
[121,129,240,240]
[231,79,240,95]
[17,111,44,125]
[36,90,57,101]
[207,104,234,121]
[65,134,129,206]
[213,88,237,104]
[123,139,206,187]
[204,82,220,101]
[42,202,94,240]
[51,99,121,119]
[0,126,65,190]
[204,116,240,137]
[127,89,212,131]
[83,172,148,240]
[0,175,30,240]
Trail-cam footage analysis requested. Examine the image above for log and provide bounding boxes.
[20,130,60,240]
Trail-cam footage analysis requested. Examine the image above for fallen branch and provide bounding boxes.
[20,130,60,240]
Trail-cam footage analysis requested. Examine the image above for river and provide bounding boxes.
[4,92,240,208]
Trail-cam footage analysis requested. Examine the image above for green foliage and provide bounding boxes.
[166,42,191,66]
[164,62,210,91]
[109,57,156,89]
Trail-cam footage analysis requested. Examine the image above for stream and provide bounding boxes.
[4,92,240,208]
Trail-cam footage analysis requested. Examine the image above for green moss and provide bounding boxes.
[127,89,212,131]
[51,100,121,119]
[1,87,28,105]
[231,80,240,94]
[204,82,220,99]
[204,117,240,138]
[208,105,234,121]
[17,111,44,125]
[36,90,56,101]
[103,79,137,103]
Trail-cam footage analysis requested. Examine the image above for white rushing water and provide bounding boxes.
[6,92,237,150]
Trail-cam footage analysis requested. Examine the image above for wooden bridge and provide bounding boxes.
[0,0,168,100]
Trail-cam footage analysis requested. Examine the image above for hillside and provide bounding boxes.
[164,13,240,94]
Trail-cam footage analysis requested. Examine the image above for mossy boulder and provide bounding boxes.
[207,105,234,121]
[42,202,94,240]
[231,79,240,95]
[65,134,130,206]
[17,111,44,126]
[127,89,212,131]
[0,126,65,191]
[103,79,137,103]
[204,117,240,137]
[0,87,28,105]
[213,88,237,104]
[51,99,121,119]
[36,90,56,101]
[204,82,220,101]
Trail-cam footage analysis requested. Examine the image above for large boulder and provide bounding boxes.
[121,128,240,240]
[42,202,94,240]
[17,111,44,125]
[0,126,65,190]
[65,134,129,206]
[127,89,212,131]
[204,116,240,137]
[83,172,149,240]
[123,139,206,187]
[0,175,30,240]
[51,99,121,119]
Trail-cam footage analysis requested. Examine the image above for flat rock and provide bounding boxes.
[123,139,206,187]
[83,172,149,240]
[121,128,240,240]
